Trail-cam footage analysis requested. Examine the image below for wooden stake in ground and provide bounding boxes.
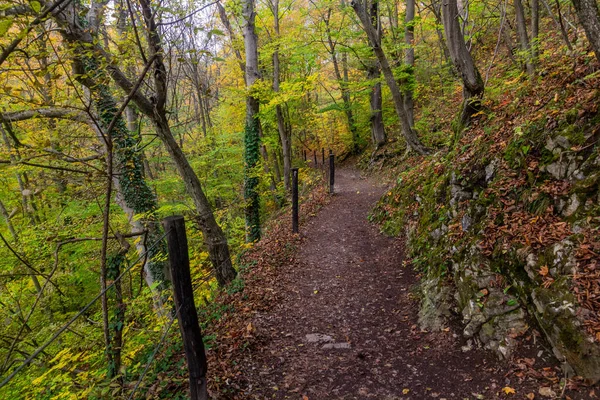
[329,153,335,194]
[292,168,299,233]
[162,216,208,400]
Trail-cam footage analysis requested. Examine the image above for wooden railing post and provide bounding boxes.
[292,168,299,233]
[162,216,208,400]
[329,153,335,194]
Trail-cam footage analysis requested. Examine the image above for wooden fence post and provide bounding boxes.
[162,216,208,400]
[292,168,299,233]
[329,153,335,194]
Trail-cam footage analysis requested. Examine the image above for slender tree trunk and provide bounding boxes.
[324,8,359,154]
[352,1,428,154]
[405,0,416,127]
[431,0,453,65]
[342,50,360,153]
[441,0,485,124]
[531,0,540,59]
[271,0,292,191]
[514,0,536,75]
[368,0,386,147]
[541,0,574,50]
[0,200,17,242]
[0,124,38,225]
[571,0,600,62]
[272,148,282,183]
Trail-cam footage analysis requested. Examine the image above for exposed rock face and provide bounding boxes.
[377,128,600,383]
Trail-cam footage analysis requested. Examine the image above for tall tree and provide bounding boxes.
[269,0,293,191]
[571,0,600,63]
[441,0,484,124]
[514,0,536,75]
[351,0,429,154]
[44,0,237,286]
[367,0,386,147]
[404,0,416,126]
[242,0,262,241]
[321,6,360,154]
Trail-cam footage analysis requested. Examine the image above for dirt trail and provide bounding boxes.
[236,168,573,399]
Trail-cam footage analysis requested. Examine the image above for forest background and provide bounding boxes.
[0,0,599,397]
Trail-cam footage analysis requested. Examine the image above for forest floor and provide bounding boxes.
[207,168,595,400]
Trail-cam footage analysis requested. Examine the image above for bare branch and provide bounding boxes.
[0,108,91,124]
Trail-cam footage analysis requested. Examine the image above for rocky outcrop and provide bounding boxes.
[375,124,600,383]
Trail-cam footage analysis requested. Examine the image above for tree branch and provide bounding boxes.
[0,108,91,124]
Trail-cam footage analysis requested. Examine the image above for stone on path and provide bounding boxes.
[305,333,333,343]
[322,342,351,349]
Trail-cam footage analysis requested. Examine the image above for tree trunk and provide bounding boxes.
[137,0,238,284]
[48,0,237,286]
[324,8,359,154]
[242,0,261,242]
[572,0,600,63]
[368,0,386,147]
[0,199,18,243]
[271,0,292,191]
[531,0,540,59]
[430,0,453,65]
[352,0,429,154]
[0,123,39,225]
[441,0,485,124]
[514,0,536,75]
[541,0,574,50]
[271,148,282,183]
[152,117,237,285]
[405,0,416,127]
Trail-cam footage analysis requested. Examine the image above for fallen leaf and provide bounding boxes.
[539,265,549,276]
[502,386,516,395]
[526,393,535,399]
[539,387,556,398]
[402,388,410,394]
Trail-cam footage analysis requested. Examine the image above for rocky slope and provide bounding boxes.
[372,54,600,384]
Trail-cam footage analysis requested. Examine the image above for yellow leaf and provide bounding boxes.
[502,386,516,395]
[402,388,410,394]
[526,393,535,399]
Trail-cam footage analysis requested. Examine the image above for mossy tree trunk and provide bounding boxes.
[47,0,237,286]
[243,0,262,242]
